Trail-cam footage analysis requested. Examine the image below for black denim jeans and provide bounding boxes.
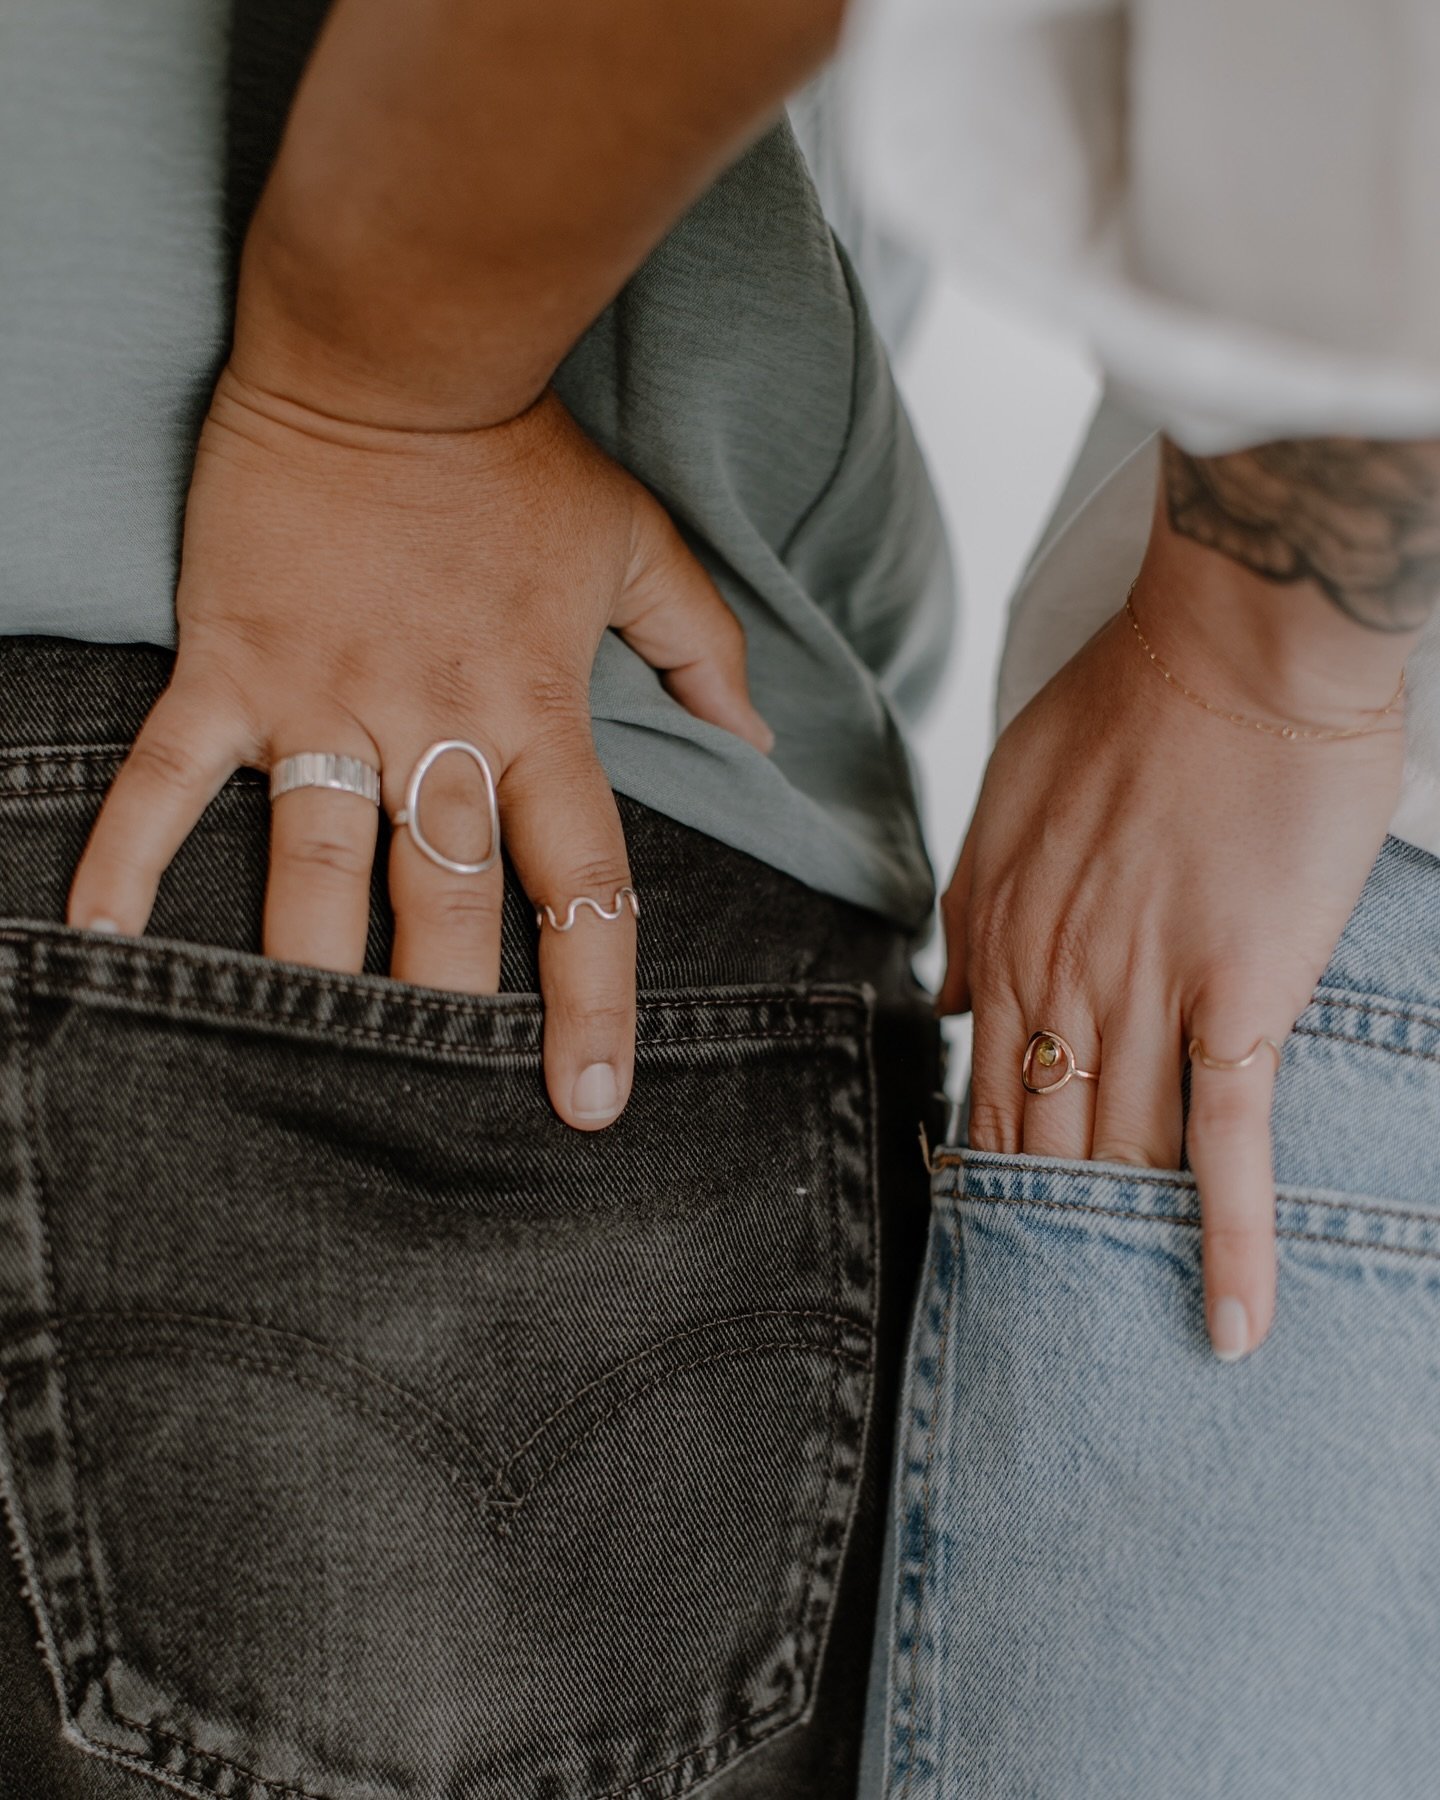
[0,639,940,1800]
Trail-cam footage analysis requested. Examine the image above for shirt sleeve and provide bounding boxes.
[842,0,1440,451]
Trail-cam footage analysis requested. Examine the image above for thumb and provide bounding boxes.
[611,489,775,754]
[937,831,977,1017]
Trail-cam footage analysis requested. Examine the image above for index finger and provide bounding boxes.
[1184,1007,1286,1362]
[68,677,245,935]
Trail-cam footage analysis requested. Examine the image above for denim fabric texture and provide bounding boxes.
[865,834,1440,1800]
[0,638,941,1800]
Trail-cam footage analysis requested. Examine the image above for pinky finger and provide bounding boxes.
[68,679,245,935]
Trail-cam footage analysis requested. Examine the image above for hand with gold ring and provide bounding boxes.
[941,469,1422,1361]
[65,365,773,1133]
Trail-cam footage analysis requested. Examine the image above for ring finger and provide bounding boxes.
[1020,1011,1101,1159]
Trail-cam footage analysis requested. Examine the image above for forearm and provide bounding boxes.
[236,0,841,427]
[1161,435,1440,633]
[1136,451,1426,735]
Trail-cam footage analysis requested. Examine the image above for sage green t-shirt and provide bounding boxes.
[0,2,952,929]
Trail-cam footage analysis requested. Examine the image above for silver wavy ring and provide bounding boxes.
[1022,1029,1100,1095]
[391,739,500,876]
[269,751,381,807]
[536,887,640,932]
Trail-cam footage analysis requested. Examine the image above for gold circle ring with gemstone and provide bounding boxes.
[1022,1030,1100,1095]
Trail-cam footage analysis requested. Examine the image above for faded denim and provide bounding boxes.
[865,834,1440,1800]
[0,638,941,1800]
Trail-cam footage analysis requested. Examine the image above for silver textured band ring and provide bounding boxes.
[392,739,501,876]
[1022,1029,1100,1095]
[1188,1035,1283,1071]
[536,887,640,932]
[269,752,381,807]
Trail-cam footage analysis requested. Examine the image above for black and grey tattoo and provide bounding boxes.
[1162,436,1440,631]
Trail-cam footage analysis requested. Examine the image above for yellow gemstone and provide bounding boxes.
[1036,1038,1061,1068]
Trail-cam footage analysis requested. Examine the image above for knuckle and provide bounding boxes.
[965,1097,1019,1155]
[1203,1216,1273,1260]
[1044,911,1094,994]
[415,883,502,932]
[128,733,206,793]
[521,670,589,725]
[704,603,746,662]
[560,857,632,898]
[1094,1136,1167,1170]
[966,903,1007,968]
[552,997,633,1037]
[1188,1083,1267,1138]
[279,834,373,884]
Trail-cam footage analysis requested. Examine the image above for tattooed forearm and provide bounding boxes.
[1162,436,1440,631]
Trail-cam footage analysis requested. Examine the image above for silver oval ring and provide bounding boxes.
[269,751,381,807]
[536,887,640,932]
[392,739,500,876]
[1021,1029,1100,1095]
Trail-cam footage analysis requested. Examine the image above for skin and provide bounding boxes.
[66,0,1440,1351]
[68,0,835,1129]
[946,465,1427,1358]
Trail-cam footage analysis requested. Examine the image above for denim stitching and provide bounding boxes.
[0,742,130,762]
[1293,1021,1440,1065]
[3,932,876,1798]
[940,1158,1440,1225]
[29,986,857,1064]
[16,930,859,1022]
[58,1341,494,1511]
[954,1190,1440,1261]
[101,1706,340,1800]
[31,986,856,1065]
[896,1214,960,1800]
[24,1309,491,1448]
[1309,987,1440,1032]
[16,957,111,1698]
[497,1339,870,1511]
[597,1691,795,1800]
[791,1053,845,1690]
[492,1308,864,1480]
[54,1333,865,1799]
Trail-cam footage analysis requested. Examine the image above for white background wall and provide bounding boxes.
[892,276,1098,992]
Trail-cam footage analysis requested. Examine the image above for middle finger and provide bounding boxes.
[386,734,506,993]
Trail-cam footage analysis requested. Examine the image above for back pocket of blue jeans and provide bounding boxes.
[0,924,878,1800]
[882,1144,1440,1800]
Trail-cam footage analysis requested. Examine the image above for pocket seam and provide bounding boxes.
[953,1188,1440,1265]
[6,928,869,1066]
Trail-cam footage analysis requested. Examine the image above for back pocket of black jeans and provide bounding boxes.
[0,925,877,1800]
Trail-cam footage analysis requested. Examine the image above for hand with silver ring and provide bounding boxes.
[66,372,773,1132]
[941,473,1417,1361]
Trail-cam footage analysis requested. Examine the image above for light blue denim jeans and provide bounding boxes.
[861,834,1440,1799]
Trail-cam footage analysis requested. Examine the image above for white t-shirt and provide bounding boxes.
[843,0,1440,861]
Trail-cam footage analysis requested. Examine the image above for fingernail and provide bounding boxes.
[571,1062,620,1122]
[1210,1296,1251,1362]
[87,918,121,935]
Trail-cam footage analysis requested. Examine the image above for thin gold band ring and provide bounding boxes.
[1022,1030,1100,1095]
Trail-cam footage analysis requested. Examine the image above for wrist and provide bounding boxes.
[1133,490,1419,730]
[232,198,551,433]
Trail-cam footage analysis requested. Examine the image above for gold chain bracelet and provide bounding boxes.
[1124,582,1405,742]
